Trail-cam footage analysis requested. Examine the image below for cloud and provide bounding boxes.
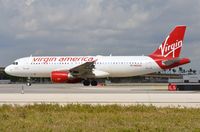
[25,0,36,6]
[0,0,200,70]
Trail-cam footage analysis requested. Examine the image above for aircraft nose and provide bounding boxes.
[4,65,11,75]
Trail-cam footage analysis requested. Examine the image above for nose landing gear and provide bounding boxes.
[26,77,31,86]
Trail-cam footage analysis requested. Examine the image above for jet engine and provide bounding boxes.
[51,71,80,83]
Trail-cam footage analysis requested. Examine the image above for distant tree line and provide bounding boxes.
[159,67,197,75]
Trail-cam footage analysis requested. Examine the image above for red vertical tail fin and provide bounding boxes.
[149,25,190,69]
[150,25,186,59]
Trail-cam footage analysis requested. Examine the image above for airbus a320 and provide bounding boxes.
[5,26,190,86]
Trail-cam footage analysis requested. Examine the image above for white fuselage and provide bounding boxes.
[5,56,161,78]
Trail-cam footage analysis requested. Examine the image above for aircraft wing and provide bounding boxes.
[69,61,95,77]
[55,61,96,78]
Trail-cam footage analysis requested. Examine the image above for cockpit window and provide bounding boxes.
[12,62,18,65]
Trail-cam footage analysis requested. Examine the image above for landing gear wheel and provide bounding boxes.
[91,80,98,86]
[26,82,31,86]
[83,80,90,86]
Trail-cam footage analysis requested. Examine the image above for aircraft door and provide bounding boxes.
[23,57,31,71]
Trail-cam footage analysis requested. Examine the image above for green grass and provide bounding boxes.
[0,104,200,132]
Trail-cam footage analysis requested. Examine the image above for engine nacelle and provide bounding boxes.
[51,71,80,83]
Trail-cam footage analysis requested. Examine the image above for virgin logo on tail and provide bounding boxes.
[159,36,183,58]
[149,25,186,59]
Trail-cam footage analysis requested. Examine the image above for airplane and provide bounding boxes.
[5,25,190,86]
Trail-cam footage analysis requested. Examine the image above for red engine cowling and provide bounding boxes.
[51,71,80,83]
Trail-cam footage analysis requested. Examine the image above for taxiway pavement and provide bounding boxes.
[0,83,169,94]
[0,84,200,108]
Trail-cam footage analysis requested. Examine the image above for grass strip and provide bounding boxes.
[0,104,200,132]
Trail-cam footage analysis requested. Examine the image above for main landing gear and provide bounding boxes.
[83,80,98,86]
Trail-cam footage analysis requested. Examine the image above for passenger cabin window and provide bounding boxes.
[12,62,18,65]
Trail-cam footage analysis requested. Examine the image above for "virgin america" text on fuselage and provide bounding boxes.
[32,57,95,63]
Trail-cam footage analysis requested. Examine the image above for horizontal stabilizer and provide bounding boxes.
[162,58,181,66]
[162,58,190,67]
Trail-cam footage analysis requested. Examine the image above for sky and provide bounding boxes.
[0,0,200,70]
